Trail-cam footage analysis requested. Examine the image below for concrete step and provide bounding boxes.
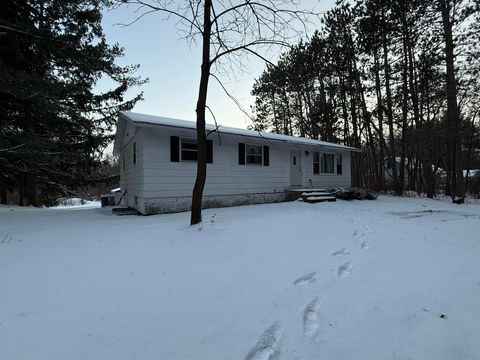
[304,196,337,203]
[286,188,330,201]
[301,191,332,196]
[287,188,328,193]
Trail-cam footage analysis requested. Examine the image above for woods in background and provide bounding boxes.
[1,0,479,207]
[251,0,480,200]
[0,0,145,206]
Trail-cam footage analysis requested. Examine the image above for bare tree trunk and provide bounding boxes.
[190,0,212,225]
[397,32,409,196]
[374,46,385,191]
[271,91,280,133]
[18,173,25,206]
[350,91,360,148]
[382,27,398,191]
[439,0,461,200]
[0,176,7,205]
[26,173,38,207]
[340,77,350,145]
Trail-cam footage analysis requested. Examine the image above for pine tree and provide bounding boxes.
[0,0,146,205]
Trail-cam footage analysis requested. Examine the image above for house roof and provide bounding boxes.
[114,111,361,154]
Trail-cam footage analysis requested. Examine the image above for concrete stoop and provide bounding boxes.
[285,188,337,203]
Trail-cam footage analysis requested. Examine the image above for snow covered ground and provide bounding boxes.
[51,197,101,209]
[1,196,479,360]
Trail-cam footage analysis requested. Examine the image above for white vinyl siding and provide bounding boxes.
[142,128,289,198]
[119,127,145,212]
[304,150,351,188]
[119,125,352,213]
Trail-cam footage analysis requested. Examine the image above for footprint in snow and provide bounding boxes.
[245,322,283,360]
[353,230,365,238]
[303,297,321,338]
[361,241,370,250]
[0,234,15,245]
[338,262,353,278]
[332,248,349,256]
[294,272,318,285]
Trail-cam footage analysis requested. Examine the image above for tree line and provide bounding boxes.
[0,0,145,206]
[251,0,480,200]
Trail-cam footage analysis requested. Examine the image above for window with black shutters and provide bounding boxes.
[175,138,213,163]
[246,144,263,165]
[133,143,137,165]
[181,139,198,161]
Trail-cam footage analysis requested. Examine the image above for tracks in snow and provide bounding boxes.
[245,323,283,360]
[337,262,353,278]
[293,272,318,285]
[244,225,374,358]
[303,297,321,338]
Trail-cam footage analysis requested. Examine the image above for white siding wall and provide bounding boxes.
[127,125,353,214]
[142,127,291,199]
[119,125,145,213]
[301,149,351,188]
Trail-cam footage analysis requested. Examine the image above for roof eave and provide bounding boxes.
[127,119,361,152]
[113,113,131,155]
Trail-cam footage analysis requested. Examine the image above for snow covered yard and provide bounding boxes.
[1,197,479,360]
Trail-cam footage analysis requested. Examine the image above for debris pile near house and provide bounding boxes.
[331,187,378,200]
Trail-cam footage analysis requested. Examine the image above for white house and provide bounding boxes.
[113,112,360,215]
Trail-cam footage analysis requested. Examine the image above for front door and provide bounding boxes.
[290,150,302,186]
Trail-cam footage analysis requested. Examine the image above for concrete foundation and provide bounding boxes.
[143,192,286,215]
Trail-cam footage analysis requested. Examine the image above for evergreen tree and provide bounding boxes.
[0,0,146,205]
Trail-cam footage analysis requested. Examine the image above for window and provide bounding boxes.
[246,145,263,165]
[171,137,213,163]
[238,143,269,166]
[336,154,342,174]
[181,139,198,161]
[321,153,335,173]
[133,143,137,165]
[313,152,320,174]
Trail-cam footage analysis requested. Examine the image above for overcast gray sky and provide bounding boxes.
[101,1,336,129]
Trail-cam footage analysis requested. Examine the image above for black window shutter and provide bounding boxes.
[207,139,213,164]
[170,136,179,162]
[133,142,137,164]
[238,143,245,165]
[263,145,269,166]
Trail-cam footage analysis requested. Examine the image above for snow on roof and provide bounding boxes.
[118,111,360,152]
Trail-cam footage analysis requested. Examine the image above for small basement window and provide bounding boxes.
[246,144,263,165]
[321,153,335,174]
[181,139,198,161]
